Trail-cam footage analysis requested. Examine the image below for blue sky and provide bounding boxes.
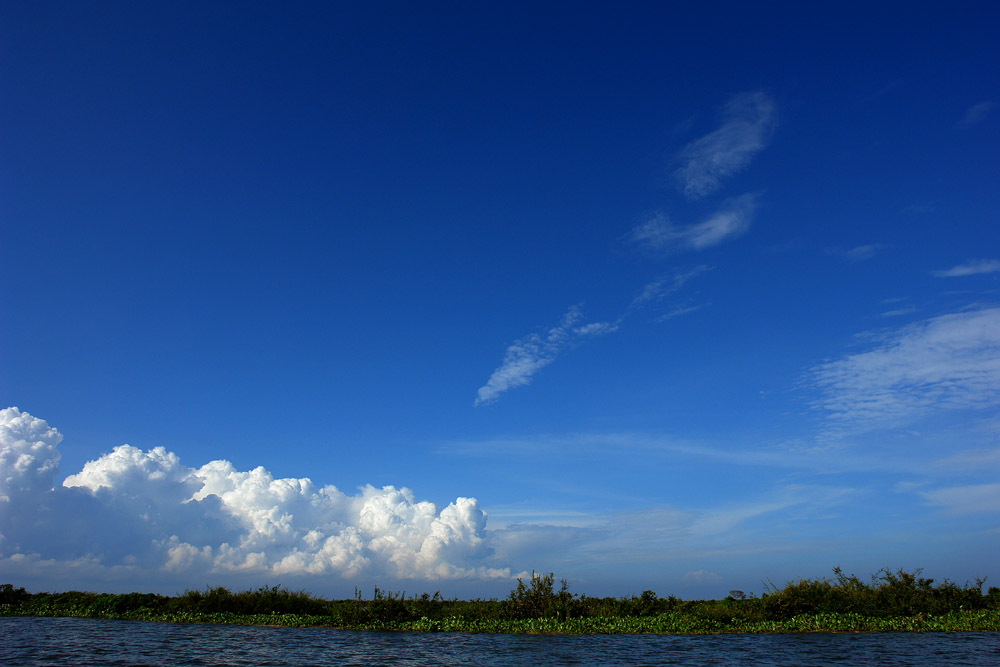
[2,1,998,598]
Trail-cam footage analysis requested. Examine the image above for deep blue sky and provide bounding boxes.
[2,2,998,597]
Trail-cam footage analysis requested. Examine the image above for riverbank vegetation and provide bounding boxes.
[3,568,999,634]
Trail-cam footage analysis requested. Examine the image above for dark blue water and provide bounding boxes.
[2,617,998,666]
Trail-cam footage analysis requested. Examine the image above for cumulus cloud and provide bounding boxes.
[810,307,1000,431]
[627,193,758,253]
[475,307,618,405]
[674,91,776,199]
[932,259,1000,277]
[0,407,62,502]
[0,408,511,587]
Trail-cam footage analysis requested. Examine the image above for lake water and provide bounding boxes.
[3,617,999,666]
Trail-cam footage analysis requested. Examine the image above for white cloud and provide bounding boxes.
[933,447,1000,472]
[880,307,917,318]
[684,569,722,584]
[825,244,883,262]
[921,483,1000,514]
[674,91,776,199]
[932,259,1000,277]
[627,194,758,253]
[810,307,1000,431]
[901,202,936,215]
[0,407,62,502]
[957,101,996,129]
[475,306,618,405]
[486,483,857,587]
[0,408,511,586]
[656,303,707,322]
[629,266,711,311]
[843,244,881,261]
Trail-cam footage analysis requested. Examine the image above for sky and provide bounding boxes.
[1,1,998,599]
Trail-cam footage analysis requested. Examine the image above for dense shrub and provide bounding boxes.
[0,584,30,606]
[2,566,994,631]
[173,585,326,616]
[760,567,989,619]
[503,572,573,620]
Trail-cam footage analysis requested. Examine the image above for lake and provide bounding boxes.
[3,617,999,666]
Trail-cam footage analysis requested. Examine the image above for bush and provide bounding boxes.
[760,567,989,619]
[504,572,573,620]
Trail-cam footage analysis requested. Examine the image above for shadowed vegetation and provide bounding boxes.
[3,569,999,634]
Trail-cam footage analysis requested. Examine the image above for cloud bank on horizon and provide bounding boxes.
[0,408,511,586]
[6,306,998,590]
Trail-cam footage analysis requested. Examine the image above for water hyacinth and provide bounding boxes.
[3,569,1000,634]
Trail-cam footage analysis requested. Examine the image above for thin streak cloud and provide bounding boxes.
[629,266,711,311]
[627,193,759,253]
[674,91,776,199]
[932,259,1000,277]
[957,101,996,129]
[475,307,618,406]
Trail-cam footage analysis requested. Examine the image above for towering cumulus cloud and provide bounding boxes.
[0,408,510,588]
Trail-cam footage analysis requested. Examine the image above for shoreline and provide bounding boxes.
[4,608,999,635]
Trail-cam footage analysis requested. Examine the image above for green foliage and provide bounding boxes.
[0,584,29,606]
[504,572,573,620]
[759,567,989,619]
[2,567,996,633]
[172,584,326,616]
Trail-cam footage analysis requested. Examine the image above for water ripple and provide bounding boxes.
[2,617,999,666]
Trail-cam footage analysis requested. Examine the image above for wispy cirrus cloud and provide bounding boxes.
[828,244,882,262]
[956,101,996,129]
[674,91,776,199]
[477,93,773,406]
[475,307,618,405]
[810,306,1000,431]
[880,307,918,318]
[627,193,759,253]
[844,245,880,261]
[487,484,859,584]
[920,483,1000,515]
[629,265,711,311]
[932,259,1000,277]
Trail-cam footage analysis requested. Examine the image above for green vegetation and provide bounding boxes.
[3,568,999,634]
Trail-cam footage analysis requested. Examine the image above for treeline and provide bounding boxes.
[2,568,999,634]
